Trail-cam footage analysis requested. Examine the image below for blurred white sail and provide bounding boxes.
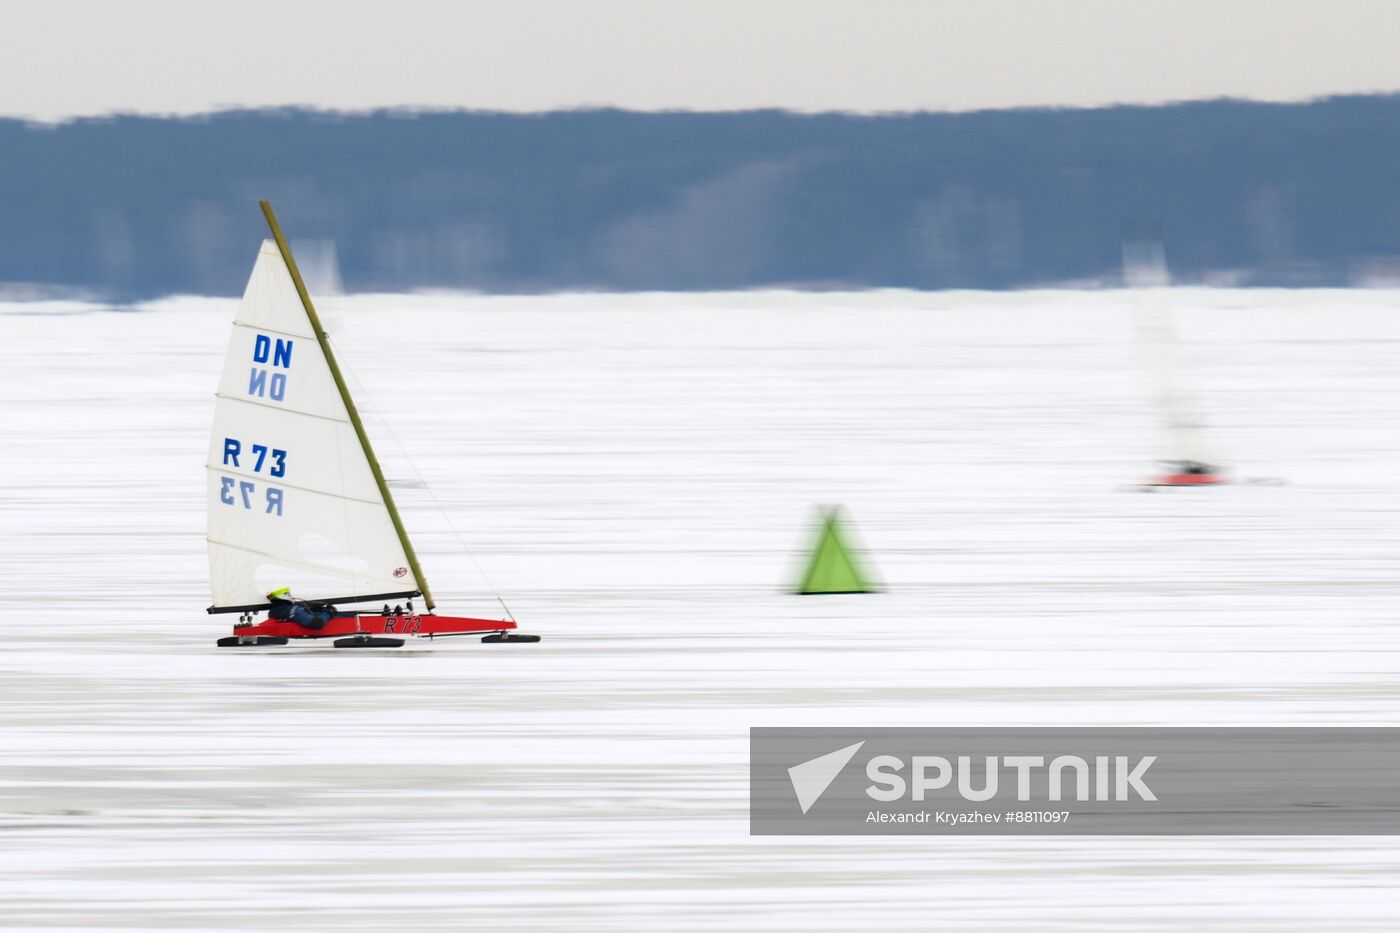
[1136,305,1217,467]
[205,241,414,607]
[291,239,344,296]
[1125,241,1219,470]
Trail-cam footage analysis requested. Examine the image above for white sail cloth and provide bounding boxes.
[1123,242,1219,469]
[206,241,415,607]
[1134,302,1218,469]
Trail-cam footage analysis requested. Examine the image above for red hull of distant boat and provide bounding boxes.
[1146,472,1228,487]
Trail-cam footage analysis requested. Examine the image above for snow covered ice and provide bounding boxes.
[4,288,1400,928]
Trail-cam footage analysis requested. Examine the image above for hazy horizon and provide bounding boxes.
[6,0,1400,122]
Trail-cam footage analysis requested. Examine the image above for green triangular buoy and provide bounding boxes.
[794,506,876,595]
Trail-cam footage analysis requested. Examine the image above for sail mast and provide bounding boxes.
[258,200,435,610]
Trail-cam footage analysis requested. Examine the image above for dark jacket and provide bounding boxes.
[268,596,332,630]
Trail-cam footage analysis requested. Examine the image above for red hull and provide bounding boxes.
[1148,472,1228,487]
[233,613,516,640]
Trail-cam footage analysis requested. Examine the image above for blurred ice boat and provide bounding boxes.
[1123,239,1251,491]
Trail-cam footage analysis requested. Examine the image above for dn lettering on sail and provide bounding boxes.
[249,333,293,402]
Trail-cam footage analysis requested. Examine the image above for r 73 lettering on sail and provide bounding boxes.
[222,438,287,477]
[219,477,284,516]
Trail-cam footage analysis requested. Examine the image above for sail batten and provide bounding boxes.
[206,226,424,609]
[207,538,389,575]
[213,394,353,425]
[229,320,308,341]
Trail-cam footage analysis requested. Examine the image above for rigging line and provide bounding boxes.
[328,333,517,623]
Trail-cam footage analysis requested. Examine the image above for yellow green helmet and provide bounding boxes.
[266,586,291,599]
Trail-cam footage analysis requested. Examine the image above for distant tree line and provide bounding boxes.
[2,96,1399,298]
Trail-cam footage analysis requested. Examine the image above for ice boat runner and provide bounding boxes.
[208,202,539,648]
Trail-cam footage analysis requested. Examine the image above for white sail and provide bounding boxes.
[1134,303,1217,467]
[206,241,417,608]
[1122,240,1219,469]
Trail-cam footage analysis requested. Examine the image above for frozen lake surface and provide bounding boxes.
[3,288,1400,929]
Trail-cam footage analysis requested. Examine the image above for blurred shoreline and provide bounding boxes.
[6,96,1400,298]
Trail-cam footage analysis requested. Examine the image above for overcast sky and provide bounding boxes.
[5,0,1400,121]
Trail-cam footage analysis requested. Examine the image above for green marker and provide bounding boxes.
[795,506,876,595]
